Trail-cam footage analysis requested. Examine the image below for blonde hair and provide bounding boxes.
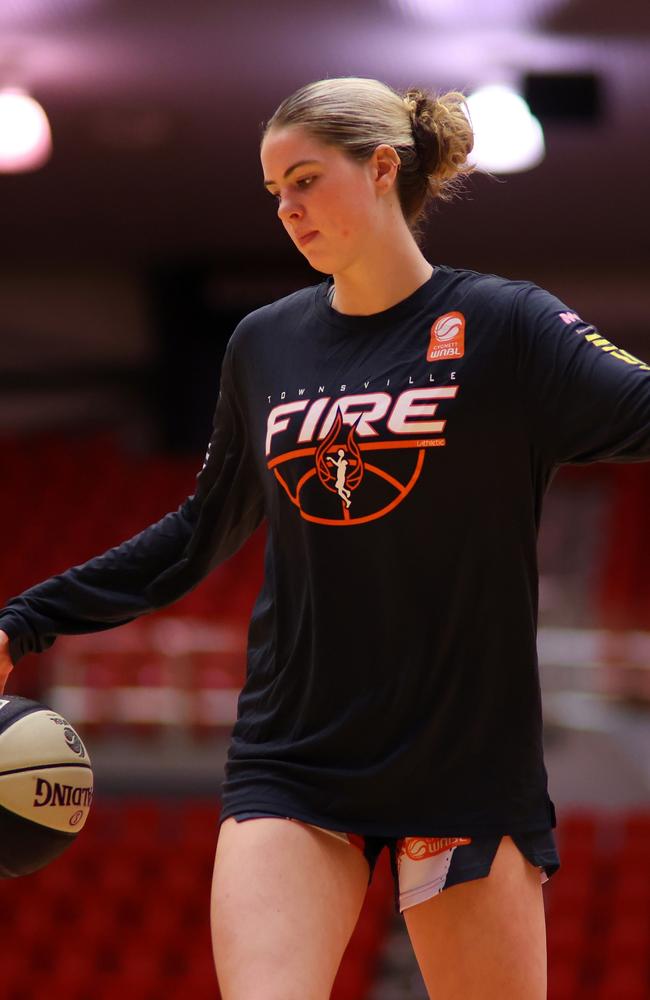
[262,77,475,239]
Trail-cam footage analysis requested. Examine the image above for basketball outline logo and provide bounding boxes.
[268,395,455,526]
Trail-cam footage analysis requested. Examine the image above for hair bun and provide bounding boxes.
[403,89,440,174]
[403,86,474,185]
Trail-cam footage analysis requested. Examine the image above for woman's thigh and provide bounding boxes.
[402,834,547,1000]
[211,816,371,1000]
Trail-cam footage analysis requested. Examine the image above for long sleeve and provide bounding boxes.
[0,337,265,665]
[510,282,650,465]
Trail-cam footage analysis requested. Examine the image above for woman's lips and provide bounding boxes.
[298,230,318,246]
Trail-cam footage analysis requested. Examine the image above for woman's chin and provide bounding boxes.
[300,246,349,276]
[299,247,335,274]
[307,261,334,275]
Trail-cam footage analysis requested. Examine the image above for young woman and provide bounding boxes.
[2,76,649,999]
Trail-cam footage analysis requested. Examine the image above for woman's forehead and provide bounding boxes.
[260,126,332,170]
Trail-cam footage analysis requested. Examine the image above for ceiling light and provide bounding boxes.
[0,87,52,173]
[391,0,567,28]
[465,84,545,173]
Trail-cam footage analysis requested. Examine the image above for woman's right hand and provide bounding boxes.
[0,630,13,695]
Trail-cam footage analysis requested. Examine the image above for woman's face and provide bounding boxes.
[260,125,399,274]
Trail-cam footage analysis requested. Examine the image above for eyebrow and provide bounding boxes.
[263,160,322,188]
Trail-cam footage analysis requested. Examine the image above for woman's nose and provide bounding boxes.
[277,192,303,222]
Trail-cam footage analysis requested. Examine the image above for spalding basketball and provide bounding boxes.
[0,695,93,878]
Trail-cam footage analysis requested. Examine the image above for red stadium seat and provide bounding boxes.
[46,952,102,996]
[122,798,167,834]
[545,869,593,918]
[594,962,649,1000]
[603,914,650,963]
[622,809,650,842]
[547,958,581,1000]
[610,870,650,919]
[556,809,599,841]
[332,956,373,1000]
[546,913,589,964]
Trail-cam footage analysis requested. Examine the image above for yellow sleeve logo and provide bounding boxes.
[579,328,650,371]
[560,310,650,372]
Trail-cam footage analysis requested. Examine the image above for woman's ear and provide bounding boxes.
[372,144,401,194]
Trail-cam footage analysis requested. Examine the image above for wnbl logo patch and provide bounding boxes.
[428,312,465,362]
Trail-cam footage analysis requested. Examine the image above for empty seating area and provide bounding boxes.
[1,797,394,1000]
[0,430,265,626]
[0,804,648,998]
[546,808,650,1000]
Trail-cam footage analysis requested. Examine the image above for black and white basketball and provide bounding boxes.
[0,695,93,877]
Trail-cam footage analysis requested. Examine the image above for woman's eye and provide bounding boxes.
[268,176,316,201]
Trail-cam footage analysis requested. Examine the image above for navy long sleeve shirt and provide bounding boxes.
[2,265,649,837]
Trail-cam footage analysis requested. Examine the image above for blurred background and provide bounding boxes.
[0,1,649,998]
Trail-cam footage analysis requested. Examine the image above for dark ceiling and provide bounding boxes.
[0,0,649,285]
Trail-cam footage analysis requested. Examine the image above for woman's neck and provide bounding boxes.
[329,233,434,316]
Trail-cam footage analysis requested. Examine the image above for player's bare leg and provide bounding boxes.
[211,816,370,1000]
[403,834,547,1000]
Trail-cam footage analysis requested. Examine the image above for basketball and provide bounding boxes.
[0,695,93,878]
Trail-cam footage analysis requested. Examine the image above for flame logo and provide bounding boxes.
[315,409,364,507]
